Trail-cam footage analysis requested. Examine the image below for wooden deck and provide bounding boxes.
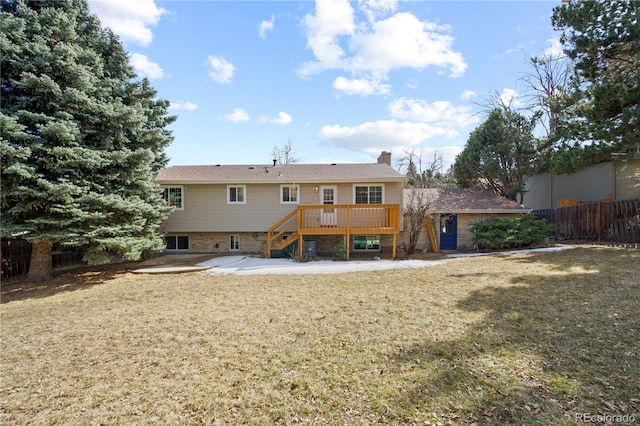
[267,204,400,260]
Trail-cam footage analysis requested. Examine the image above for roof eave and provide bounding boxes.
[156,177,406,184]
[452,208,532,214]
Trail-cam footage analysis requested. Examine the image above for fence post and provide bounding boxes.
[597,201,602,241]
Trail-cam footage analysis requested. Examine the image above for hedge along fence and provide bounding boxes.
[469,214,554,250]
[533,198,640,244]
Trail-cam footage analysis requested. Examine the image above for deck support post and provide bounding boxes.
[392,233,397,259]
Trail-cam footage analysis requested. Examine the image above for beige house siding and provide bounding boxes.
[160,181,405,233]
[160,183,299,233]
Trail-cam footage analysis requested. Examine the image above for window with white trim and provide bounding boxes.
[353,235,380,251]
[280,184,300,204]
[227,185,246,204]
[162,186,183,209]
[229,234,240,251]
[354,185,383,204]
[165,235,189,250]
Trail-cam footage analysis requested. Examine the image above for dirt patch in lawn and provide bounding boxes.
[1,245,638,425]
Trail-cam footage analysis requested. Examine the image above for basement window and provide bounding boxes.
[353,235,380,251]
[165,235,189,250]
[229,235,240,251]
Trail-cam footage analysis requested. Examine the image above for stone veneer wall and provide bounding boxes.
[304,234,396,258]
[165,232,268,254]
[165,232,397,257]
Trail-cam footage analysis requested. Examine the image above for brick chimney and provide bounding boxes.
[377,151,391,166]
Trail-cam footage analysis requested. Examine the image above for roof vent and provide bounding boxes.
[216,164,221,167]
[272,159,277,167]
[249,166,255,169]
[331,163,337,166]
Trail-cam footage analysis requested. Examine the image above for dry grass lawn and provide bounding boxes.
[1,245,639,425]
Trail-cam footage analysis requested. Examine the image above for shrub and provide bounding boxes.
[470,215,554,250]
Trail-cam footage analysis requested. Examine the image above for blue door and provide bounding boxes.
[440,214,457,250]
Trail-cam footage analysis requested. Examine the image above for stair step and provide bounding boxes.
[271,233,298,250]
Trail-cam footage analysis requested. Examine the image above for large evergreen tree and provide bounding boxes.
[453,108,537,203]
[550,0,640,172]
[1,0,175,281]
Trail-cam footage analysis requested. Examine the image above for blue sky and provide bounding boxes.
[88,0,563,171]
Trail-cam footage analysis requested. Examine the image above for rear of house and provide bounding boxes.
[156,153,406,259]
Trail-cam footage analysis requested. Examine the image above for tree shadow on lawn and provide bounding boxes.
[388,247,640,424]
[0,262,134,304]
[0,254,218,304]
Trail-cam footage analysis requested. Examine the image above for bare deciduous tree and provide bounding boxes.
[521,52,572,137]
[521,52,572,171]
[397,149,454,189]
[404,187,437,255]
[271,139,299,165]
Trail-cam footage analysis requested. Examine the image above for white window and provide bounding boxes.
[165,235,189,250]
[162,186,184,210]
[354,185,383,204]
[227,185,246,204]
[353,235,380,251]
[280,184,300,204]
[229,234,240,251]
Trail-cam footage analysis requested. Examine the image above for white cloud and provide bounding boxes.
[358,0,398,22]
[258,15,275,39]
[224,108,250,122]
[129,53,164,79]
[318,119,457,154]
[299,3,467,83]
[169,101,198,111]
[299,0,355,77]
[543,38,565,58]
[498,88,522,108]
[89,0,166,46]
[333,76,391,96]
[270,112,293,125]
[350,13,466,77]
[461,90,476,100]
[208,56,236,84]
[388,98,477,127]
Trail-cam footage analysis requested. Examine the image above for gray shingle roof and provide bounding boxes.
[404,188,531,213]
[157,163,406,184]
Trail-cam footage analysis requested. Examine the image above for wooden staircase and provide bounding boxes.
[270,232,298,251]
[266,209,299,258]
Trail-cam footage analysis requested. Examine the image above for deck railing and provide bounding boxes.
[297,204,400,234]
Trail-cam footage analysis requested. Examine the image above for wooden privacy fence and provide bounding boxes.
[533,198,640,243]
[1,239,84,279]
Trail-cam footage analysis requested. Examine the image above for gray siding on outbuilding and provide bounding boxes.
[523,162,614,210]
